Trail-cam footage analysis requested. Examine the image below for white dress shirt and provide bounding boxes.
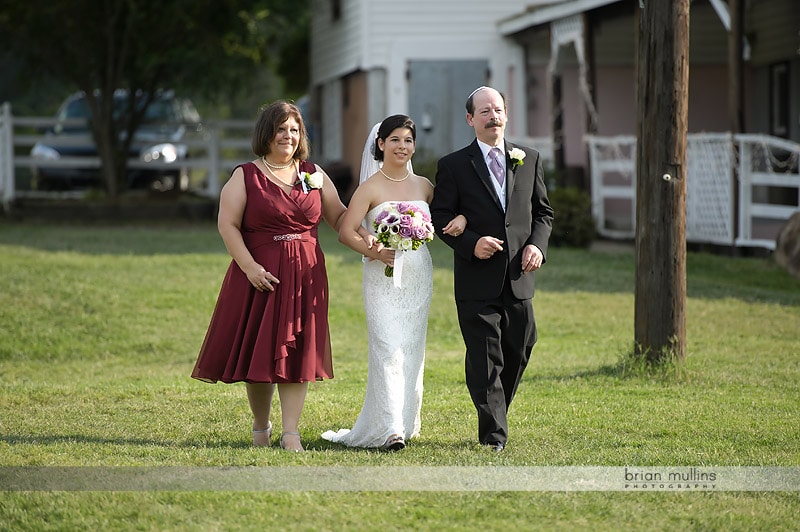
[477,140,506,209]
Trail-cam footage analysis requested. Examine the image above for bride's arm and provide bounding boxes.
[338,185,394,266]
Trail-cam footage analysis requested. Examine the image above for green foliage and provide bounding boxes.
[0,0,311,196]
[410,153,440,183]
[274,2,310,96]
[548,186,596,248]
[1,223,799,528]
[0,1,307,102]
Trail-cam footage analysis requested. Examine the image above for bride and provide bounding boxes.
[322,115,465,450]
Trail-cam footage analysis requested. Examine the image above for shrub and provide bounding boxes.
[549,186,596,248]
[411,153,440,183]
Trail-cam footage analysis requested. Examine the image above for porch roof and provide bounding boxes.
[499,0,748,58]
[498,0,620,35]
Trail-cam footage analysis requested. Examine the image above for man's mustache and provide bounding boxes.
[485,119,503,128]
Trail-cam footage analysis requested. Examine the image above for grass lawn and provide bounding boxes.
[1,221,799,530]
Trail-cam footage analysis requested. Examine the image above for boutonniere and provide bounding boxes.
[300,171,323,193]
[508,148,526,171]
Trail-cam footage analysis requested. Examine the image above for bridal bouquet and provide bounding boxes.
[373,202,435,278]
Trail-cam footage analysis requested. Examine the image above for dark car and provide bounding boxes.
[30,90,202,190]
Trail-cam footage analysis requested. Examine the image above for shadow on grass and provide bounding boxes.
[0,433,485,455]
[2,222,798,304]
[0,433,261,449]
[274,438,487,455]
[523,356,692,385]
[0,221,228,256]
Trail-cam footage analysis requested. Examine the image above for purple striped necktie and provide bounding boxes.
[489,147,504,186]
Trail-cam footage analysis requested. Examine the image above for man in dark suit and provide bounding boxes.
[430,86,553,451]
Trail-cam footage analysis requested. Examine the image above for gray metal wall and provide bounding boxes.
[407,59,489,162]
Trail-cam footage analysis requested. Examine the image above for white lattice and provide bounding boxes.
[686,133,734,245]
[587,135,636,237]
[586,133,800,250]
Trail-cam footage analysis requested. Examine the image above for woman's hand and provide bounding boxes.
[245,264,280,292]
[376,248,395,268]
[360,232,384,252]
[442,214,467,236]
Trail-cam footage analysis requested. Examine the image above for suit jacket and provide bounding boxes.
[431,139,554,300]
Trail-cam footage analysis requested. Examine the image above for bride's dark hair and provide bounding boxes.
[373,115,416,162]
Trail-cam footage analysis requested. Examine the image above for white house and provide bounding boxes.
[309,0,799,250]
[495,0,800,245]
[309,0,561,194]
[497,0,800,183]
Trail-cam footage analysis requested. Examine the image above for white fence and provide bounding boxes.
[0,101,558,212]
[507,135,555,170]
[3,101,797,251]
[586,133,800,250]
[0,101,254,210]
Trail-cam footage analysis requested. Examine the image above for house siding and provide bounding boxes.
[311,0,557,178]
[593,8,634,66]
[591,2,729,66]
[689,2,729,65]
[744,0,800,139]
[746,0,800,65]
[311,0,363,84]
[312,0,544,84]
[509,0,775,177]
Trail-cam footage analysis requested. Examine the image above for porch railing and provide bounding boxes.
[586,132,800,250]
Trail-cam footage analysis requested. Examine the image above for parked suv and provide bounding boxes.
[30,90,202,190]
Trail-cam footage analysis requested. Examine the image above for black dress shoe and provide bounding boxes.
[483,442,505,452]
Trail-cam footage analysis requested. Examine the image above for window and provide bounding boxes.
[770,62,789,137]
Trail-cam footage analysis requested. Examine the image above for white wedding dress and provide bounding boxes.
[322,200,433,448]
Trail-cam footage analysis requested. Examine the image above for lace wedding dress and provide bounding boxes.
[322,200,433,448]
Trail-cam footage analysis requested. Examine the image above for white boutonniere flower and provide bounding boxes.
[300,171,324,193]
[508,148,526,171]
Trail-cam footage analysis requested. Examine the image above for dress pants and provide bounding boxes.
[456,279,537,445]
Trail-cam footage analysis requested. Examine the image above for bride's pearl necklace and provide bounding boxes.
[262,156,293,170]
[379,168,410,182]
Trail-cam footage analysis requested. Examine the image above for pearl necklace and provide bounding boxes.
[262,156,294,170]
[262,160,297,188]
[379,168,410,182]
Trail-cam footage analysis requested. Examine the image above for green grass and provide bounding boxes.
[1,222,799,530]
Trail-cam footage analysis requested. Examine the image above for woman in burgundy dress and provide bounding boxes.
[192,100,381,451]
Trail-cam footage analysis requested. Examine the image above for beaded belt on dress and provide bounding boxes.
[273,233,303,241]
[243,230,314,248]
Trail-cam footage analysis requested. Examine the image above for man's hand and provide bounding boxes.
[474,236,504,260]
[522,244,544,273]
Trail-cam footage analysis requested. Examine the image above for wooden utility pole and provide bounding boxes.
[634,0,689,363]
[729,0,745,253]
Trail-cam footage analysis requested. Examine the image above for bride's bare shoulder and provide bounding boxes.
[414,174,434,190]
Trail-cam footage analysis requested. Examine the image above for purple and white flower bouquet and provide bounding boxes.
[373,202,435,278]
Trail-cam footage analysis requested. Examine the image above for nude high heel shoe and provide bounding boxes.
[280,431,304,452]
[252,422,272,447]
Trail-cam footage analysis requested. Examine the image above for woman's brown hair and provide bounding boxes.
[251,100,310,160]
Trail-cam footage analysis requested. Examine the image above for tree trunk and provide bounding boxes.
[94,128,121,199]
[634,0,690,363]
[85,89,123,199]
